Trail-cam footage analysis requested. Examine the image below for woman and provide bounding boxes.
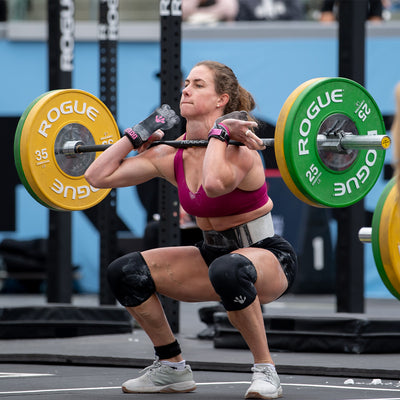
[85,60,297,399]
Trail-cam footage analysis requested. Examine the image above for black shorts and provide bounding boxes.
[195,234,298,294]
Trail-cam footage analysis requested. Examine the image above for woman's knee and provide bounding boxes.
[208,253,258,311]
[107,252,156,307]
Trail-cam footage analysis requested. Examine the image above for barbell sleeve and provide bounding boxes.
[58,134,391,154]
[317,134,391,152]
[358,227,372,243]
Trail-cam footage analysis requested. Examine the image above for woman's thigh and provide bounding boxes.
[141,246,220,302]
[233,247,289,304]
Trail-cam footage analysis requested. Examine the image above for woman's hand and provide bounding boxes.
[136,129,165,153]
[219,118,265,150]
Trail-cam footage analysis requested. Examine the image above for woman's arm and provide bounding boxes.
[202,118,263,197]
[85,132,165,189]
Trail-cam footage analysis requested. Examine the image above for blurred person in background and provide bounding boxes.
[392,82,400,195]
[319,0,384,22]
[236,0,305,21]
[182,0,304,23]
[182,0,239,24]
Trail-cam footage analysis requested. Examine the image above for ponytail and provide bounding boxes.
[235,85,256,114]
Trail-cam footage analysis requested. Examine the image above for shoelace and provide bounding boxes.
[250,366,276,384]
[140,359,163,375]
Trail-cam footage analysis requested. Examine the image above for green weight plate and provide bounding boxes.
[371,178,400,300]
[282,77,386,208]
[14,92,59,210]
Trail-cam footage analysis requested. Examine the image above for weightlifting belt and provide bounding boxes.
[203,213,275,248]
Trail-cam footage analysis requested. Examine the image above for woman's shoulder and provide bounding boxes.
[142,141,178,161]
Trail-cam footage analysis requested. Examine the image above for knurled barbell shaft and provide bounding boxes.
[58,134,391,155]
[358,227,372,243]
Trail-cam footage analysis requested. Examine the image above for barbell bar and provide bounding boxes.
[358,177,400,300]
[14,77,389,211]
[56,133,391,155]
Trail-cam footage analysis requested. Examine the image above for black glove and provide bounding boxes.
[124,104,180,149]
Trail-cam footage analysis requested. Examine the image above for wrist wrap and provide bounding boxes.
[208,123,230,144]
[124,128,142,149]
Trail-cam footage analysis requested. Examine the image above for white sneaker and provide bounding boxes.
[245,365,283,399]
[122,359,196,393]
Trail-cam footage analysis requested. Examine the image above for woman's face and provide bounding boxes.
[180,65,223,120]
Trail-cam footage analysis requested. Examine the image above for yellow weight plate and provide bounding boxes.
[371,178,400,299]
[275,78,324,207]
[379,181,400,296]
[17,89,119,211]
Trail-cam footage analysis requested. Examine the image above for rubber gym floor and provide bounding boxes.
[0,294,399,400]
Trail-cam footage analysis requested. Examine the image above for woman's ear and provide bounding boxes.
[218,93,229,108]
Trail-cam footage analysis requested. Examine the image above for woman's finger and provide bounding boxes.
[245,129,265,150]
[137,130,165,153]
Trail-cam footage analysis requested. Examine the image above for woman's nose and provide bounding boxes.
[182,85,190,96]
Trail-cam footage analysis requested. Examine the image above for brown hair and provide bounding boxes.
[194,60,256,114]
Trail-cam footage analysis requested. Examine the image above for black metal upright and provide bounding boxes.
[335,0,367,313]
[46,0,74,303]
[97,0,119,305]
[158,0,183,333]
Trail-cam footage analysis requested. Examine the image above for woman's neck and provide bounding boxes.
[185,113,223,139]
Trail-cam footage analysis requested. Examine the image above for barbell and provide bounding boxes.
[358,177,400,300]
[14,77,390,211]
[58,133,389,154]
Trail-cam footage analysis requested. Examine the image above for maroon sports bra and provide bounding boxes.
[174,143,269,218]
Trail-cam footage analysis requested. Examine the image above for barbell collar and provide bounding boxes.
[358,227,372,243]
[60,140,84,156]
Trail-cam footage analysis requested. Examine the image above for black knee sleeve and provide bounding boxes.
[107,252,156,307]
[208,253,258,311]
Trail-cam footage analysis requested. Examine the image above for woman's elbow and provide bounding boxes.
[203,176,230,198]
[84,169,105,189]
